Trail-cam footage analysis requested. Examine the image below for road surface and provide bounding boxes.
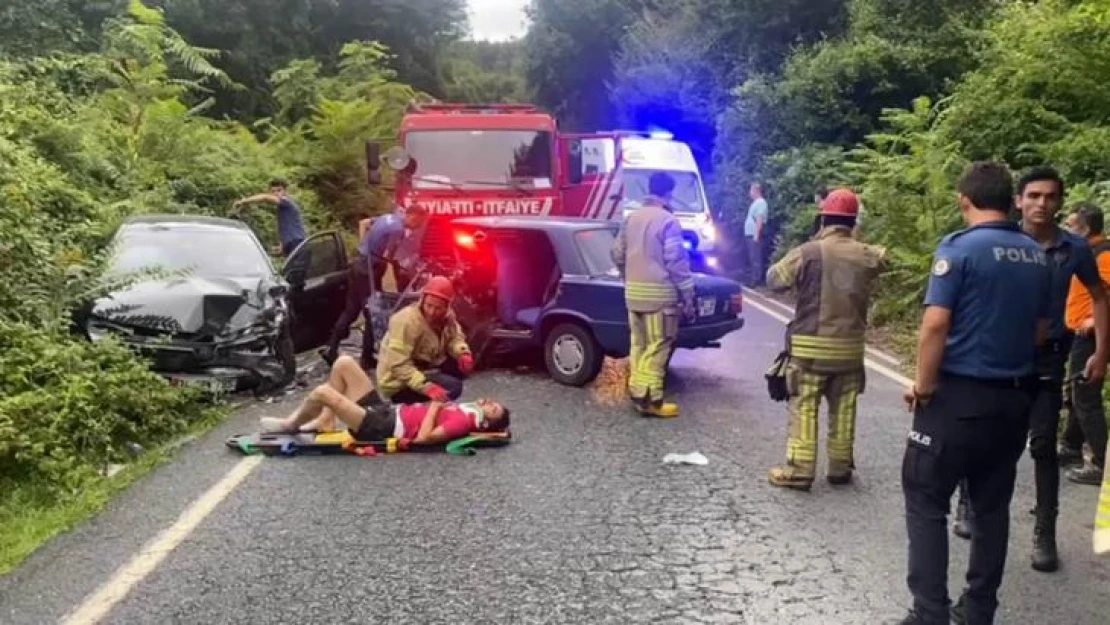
[1,292,1106,624]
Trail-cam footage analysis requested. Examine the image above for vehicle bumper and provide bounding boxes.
[117,337,286,392]
[677,316,744,348]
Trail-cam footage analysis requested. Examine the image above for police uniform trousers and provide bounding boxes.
[785,363,863,476]
[628,307,678,403]
[1028,339,1072,515]
[902,372,1034,625]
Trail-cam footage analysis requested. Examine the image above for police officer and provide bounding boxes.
[764,189,886,490]
[1012,166,1108,573]
[894,162,1051,625]
[321,205,429,369]
[611,171,696,417]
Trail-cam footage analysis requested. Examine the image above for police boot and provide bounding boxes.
[952,498,972,541]
[1031,508,1059,572]
[768,463,815,491]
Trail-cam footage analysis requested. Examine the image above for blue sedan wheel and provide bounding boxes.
[544,323,604,387]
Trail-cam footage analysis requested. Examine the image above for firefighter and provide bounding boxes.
[894,162,1051,625]
[764,188,886,490]
[611,171,696,417]
[375,276,475,404]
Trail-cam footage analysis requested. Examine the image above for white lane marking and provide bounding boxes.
[743,295,913,387]
[743,287,905,368]
[62,455,264,625]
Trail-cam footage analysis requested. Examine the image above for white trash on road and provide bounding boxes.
[662,452,708,466]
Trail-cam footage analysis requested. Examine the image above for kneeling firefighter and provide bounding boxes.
[765,189,887,489]
[375,276,475,404]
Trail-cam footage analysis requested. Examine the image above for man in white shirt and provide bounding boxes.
[744,182,769,286]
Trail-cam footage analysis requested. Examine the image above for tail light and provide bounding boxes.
[730,292,743,314]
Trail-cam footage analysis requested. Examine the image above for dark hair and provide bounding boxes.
[649,172,675,197]
[815,187,829,201]
[485,407,511,432]
[269,178,287,189]
[821,215,857,230]
[1017,166,1065,198]
[957,161,1014,213]
[1076,202,1105,235]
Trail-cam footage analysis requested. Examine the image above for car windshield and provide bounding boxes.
[575,228,621,278]
[107,226,274,278]
[622,169,706,214]
[405,130,553,189]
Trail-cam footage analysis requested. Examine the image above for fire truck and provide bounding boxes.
[365,103,719,270]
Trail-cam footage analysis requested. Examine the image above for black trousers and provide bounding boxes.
[1028,339,1071,513]
[387,358,466,404]
[1067,334,1108,468]
[903,373,1034,625]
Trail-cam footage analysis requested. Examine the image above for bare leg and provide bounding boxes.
[261,384,370,434]
[301,355,375,432]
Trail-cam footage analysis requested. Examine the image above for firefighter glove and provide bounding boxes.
[424,383,450,402]
[458,353,475,375]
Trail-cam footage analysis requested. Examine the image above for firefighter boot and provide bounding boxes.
[827,461,853,485]
[635,396,680,418]
[768,463,815,491]
[1031,507,1059,572]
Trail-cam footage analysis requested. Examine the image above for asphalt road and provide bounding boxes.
[1,292,1107,624]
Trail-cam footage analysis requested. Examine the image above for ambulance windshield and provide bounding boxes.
[622,170,706,214]
[405,130,553,190]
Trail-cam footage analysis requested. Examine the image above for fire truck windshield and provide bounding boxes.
[622,170,706,214]
[405,130,553,189]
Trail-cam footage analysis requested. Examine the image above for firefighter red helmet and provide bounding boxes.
[819,188,860,217]
[422,276,455,303]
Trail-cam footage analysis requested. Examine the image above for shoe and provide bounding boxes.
[768,465,814,491]
[1058,444,1083,467]
[890,609,926,624]
[635,398,679,418]
[952,497,972,540]
[950,590,968,625]
[319,347,337,366]
[1031,508,1059,572]
[1066,462,1104,486]
[827,471,853,485]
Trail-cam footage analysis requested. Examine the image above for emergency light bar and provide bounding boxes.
[408,103,539,115]
[601,129,675,141]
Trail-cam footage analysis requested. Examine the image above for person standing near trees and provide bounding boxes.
[1011,166,1109,573]
[763,189,886,490]
[1059,202,1110,487]
[234,178,308,257]
[744,182,769,287]
[895,162,1051,625]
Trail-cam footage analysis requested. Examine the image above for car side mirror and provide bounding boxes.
[285,268,307,288]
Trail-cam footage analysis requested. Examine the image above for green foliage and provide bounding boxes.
[441,40,530,104]
[265,41,424,228]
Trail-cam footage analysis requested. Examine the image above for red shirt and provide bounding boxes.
[398,403,476,440]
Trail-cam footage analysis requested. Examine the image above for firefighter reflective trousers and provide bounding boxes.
[785,366,864,474]
[628,307,678,402]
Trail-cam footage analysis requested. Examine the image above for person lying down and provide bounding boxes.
[259,354,510,445]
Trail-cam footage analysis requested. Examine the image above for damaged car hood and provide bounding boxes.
[90,275,278,336]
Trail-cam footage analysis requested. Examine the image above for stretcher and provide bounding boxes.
[225,429,511,457]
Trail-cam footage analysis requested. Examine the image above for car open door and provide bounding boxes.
[558,133,625,222]
[282,231,349,352]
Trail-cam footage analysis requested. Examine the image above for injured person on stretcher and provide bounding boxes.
[259,355,510,444]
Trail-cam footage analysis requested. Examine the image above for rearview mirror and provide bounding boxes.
[382,146,412,172]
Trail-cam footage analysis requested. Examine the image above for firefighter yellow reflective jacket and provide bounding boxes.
[767,226,887,372]
[376,303,470,398]
[611,197,696,312]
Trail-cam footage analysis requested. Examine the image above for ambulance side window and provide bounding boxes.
[568,140,583,185]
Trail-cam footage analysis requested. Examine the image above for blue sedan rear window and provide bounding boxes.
[575,229,620,278]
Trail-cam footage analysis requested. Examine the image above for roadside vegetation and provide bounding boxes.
[6,0,1110,574]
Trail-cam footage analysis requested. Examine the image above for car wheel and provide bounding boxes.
[544,323,603,387]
